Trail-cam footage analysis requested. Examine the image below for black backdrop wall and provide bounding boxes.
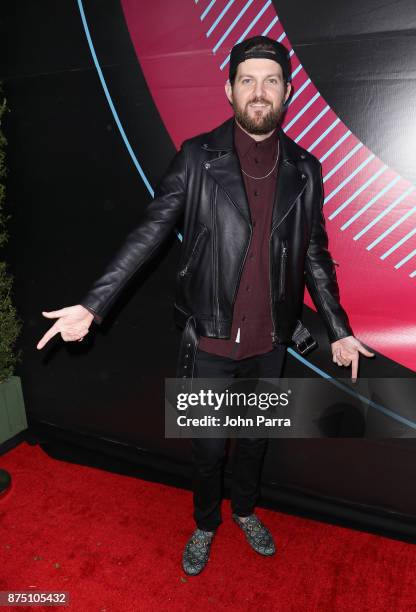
[2,1,416,539]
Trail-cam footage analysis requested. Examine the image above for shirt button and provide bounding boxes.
[254,158,259,164]
[254,190,259,196]
[242,315,246,321]
[246,286,250,291]
[252,221,256,227]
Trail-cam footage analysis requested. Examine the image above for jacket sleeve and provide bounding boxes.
[304,160,354,343]
[79,143,188,323]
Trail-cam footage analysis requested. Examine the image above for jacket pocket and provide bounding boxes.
[277,240,288,301]
[178,224,209,278]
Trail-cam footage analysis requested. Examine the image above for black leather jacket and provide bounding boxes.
[80,116,353,347]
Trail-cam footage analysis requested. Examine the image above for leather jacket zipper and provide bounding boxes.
[232,227,253,306]
[179,225,208,277]
[211,185,221,326]
[269,231,278,344]
[270,238,288,344]
[278,242,288,301]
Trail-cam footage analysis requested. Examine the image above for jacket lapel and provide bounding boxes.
[271,132,307,231]
[202,117,307,228]
[202,118,250,222]
[205,151,251,222]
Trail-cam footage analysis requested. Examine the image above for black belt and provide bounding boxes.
[176,317,317,379]
[176,316,199,379]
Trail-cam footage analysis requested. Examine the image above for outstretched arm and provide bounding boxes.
[37,142,188,349]
[304,161,374,379]
[79,142,188,322]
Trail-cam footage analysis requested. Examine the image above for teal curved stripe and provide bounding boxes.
[288,348,416,430]
[77,0,183,240]
[77,0,154,198]
[75,0,416,432]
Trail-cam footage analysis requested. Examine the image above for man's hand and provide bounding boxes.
[330,335,375,382]
[36,305,95,350]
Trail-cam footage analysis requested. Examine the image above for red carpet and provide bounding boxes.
[0,442,415,611]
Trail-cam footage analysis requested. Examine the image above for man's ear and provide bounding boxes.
[225,79,233,105]
[284,82,292,104]
[282,82,292,110]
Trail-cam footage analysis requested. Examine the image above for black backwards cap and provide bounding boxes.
[229,35,291,84]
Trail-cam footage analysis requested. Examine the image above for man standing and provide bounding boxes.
[37,36,374,576]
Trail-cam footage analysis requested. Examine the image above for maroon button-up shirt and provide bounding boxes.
[198,119,279,359]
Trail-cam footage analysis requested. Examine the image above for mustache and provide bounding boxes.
[247,98,271,106]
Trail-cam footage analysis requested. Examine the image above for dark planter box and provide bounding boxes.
[0,376,27,445]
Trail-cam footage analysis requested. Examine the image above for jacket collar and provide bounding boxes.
[201,116,304,164]
[201,116,308,229]
[233,119,278,159]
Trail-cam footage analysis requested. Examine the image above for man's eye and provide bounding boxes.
[268,79,278,84]
[242,78,251,84]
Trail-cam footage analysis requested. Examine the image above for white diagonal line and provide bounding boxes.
[288,78,311,105]
[342,176,401,230]
[308,118,340,152]
[207,0,235,37]
[284,92,320,130]
[294,106,330,143]
[201,0,216,20]
[291,64,303,80]
[361,186,415,245]
[325,155,377,209]
[219,1,272,70]
[213,0,255,52]
[329,165,386,217]
[368,203,416,248]
[323,143,362,183]
[381,227,416,259]
[262,15,278,36]
[395,247,416,269]
[319,130,351,163]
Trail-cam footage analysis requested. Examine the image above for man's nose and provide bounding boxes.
[254,80,266,98]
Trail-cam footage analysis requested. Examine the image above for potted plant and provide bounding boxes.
[0,92,26,453]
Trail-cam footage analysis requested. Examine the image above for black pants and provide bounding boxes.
[190,344,286,531]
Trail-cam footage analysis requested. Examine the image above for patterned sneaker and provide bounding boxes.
[182,528,215,576]
[232,513,276,556]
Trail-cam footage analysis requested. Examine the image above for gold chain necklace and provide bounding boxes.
[241,140,280,181]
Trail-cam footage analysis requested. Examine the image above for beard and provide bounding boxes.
[233,96,285,135]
